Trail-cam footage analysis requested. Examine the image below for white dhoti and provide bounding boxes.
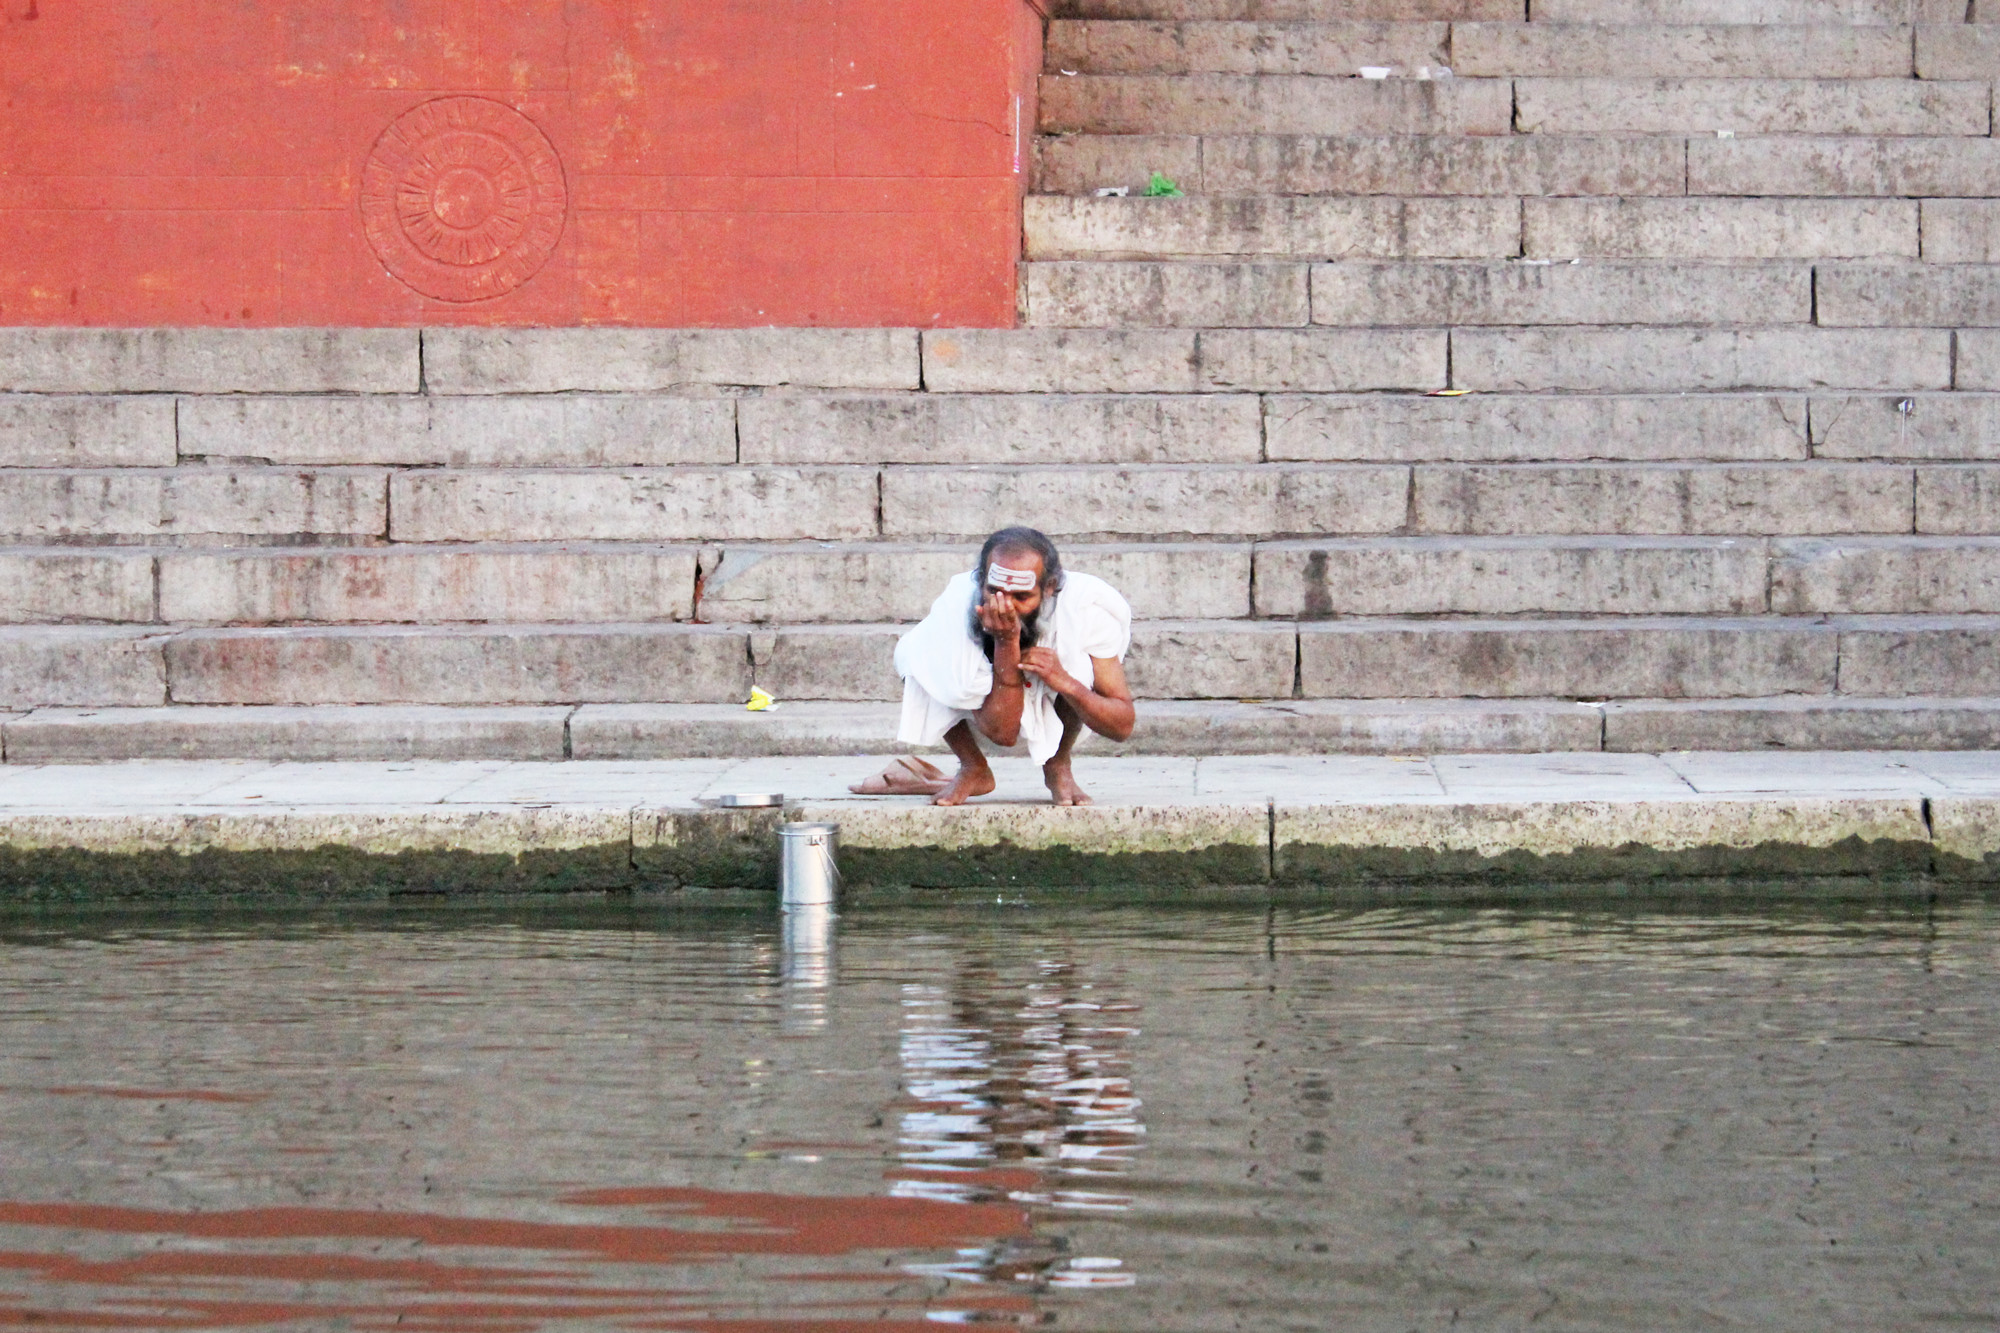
[894,570,1132,765]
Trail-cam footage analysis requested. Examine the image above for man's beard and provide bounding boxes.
[971,598,1042,662]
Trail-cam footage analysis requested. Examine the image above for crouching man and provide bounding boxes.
[850,526,1135,806]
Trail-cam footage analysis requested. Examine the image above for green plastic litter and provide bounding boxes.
[1142,171,1184,197]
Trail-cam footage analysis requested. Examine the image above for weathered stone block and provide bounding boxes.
[1035,135,1203,195]
[164,625,753,705]
[1932,796,2000,880]
[1917,23,2000,79]
[1455,21,1913,78]
[1951,330,2000,390]
[0,329,418,394]
[0,468,387,541]
[1515,77,1988,136]
[1817,263,2000,326]
[1126,620,1297,697]
[1836,616,2000,696]
[1411,463,1915,535]
[1254,536,1770,616]
[1299,618,1836,697]
[1045,18,1450,74]
[1039,73,1513,135]
[0,396,175,467]
[1266,393,1809,462]
[158,546,699,624]
[1023,262,1311,327]
[1024,196,1520,259]
[1132,697,1603,753]
[1310,260,1808,326]
[1536,0,1960,28]
[756,625,903,700]
[1605,696,2000,752]
[1690,136,2000,197]
[1201,133,1685,196]
[696,543,1251,622]
[1921,199,2000,262]
[793,799,1272,890]
[3,705,574,762]
[571,701,905,758]
[1198,328,1447,390]
[881,463,1410,539]
[1056,0,1523,17]
[178,394,737,467]
[1773,536,2000,612]
[0,627,166,706]
[388,469,878,543]
[923,330,1200,393]
[422,328,921,393]
[0,551,154,623]
[1916,466,2000,532]
[1275,796,1930,882]
[1526,198,1917,259]
[1451,328,1952,392]
[740,393,1260,464]
[1811,394,2000,459]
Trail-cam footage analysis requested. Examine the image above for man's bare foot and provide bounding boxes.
[932,763,997,806]
[1044,759,1093,807]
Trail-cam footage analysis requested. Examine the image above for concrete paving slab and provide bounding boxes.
[1196,754,1444,801]
[192,762,513,808]
[1662,750,1948,795]
[0,760,276,809]
[445,761,735,808]
[1904,751,2000,793]
[1433,752,1693,799]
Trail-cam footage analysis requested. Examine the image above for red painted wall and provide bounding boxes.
[0,0,1042,327]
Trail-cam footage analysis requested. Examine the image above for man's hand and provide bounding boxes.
[1019,646,1079,695]
[976,589,1021,641]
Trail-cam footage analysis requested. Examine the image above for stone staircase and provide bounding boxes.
[6,0,2000,759]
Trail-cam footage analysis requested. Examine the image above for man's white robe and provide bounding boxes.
[894,570,1132,765]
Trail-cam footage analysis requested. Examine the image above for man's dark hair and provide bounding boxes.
[969,526,1064,661]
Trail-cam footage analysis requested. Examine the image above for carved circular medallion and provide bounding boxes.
[360,97,567,303]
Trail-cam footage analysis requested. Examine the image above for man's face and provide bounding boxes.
[990,550,1046,619]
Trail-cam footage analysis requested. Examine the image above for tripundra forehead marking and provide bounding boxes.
[985,563,1039,592]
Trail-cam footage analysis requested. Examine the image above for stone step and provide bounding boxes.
[1526,198,1914,259]
[0,329,417,394]
[1039,73,1512,136]
[1045,19,1451,75]
[1449,327,1950,392]
[29,536,2000,627]
[1817,261,2000,325]
[1023,195,1521,261]
[1298,615,2000,699]
[1811,394,2000,459]
[0,467,388,543]
[1531,0,1962,22]
[922,326,1958,395]
[1256,536,1771,615]
[1051,0,1525,21]
[18,695,2000,761]
[7,616,2000,708]
[1025,259,1810,328]
[1265,393,1810,462]
[1690,136,2000,197]
[1514,77,1989,136]
[1034,132,1686,197]
[1051,20,1928,79]
[1601,695,2000,751]
[1454,23,1917,78]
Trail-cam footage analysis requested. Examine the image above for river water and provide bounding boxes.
[1,898,1995,1331]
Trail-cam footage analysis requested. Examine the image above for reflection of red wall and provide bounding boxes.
[0,0,1042,327]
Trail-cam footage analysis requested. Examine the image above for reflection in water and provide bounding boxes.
[894,952,1146,1294]
[0,901,1997,1331]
